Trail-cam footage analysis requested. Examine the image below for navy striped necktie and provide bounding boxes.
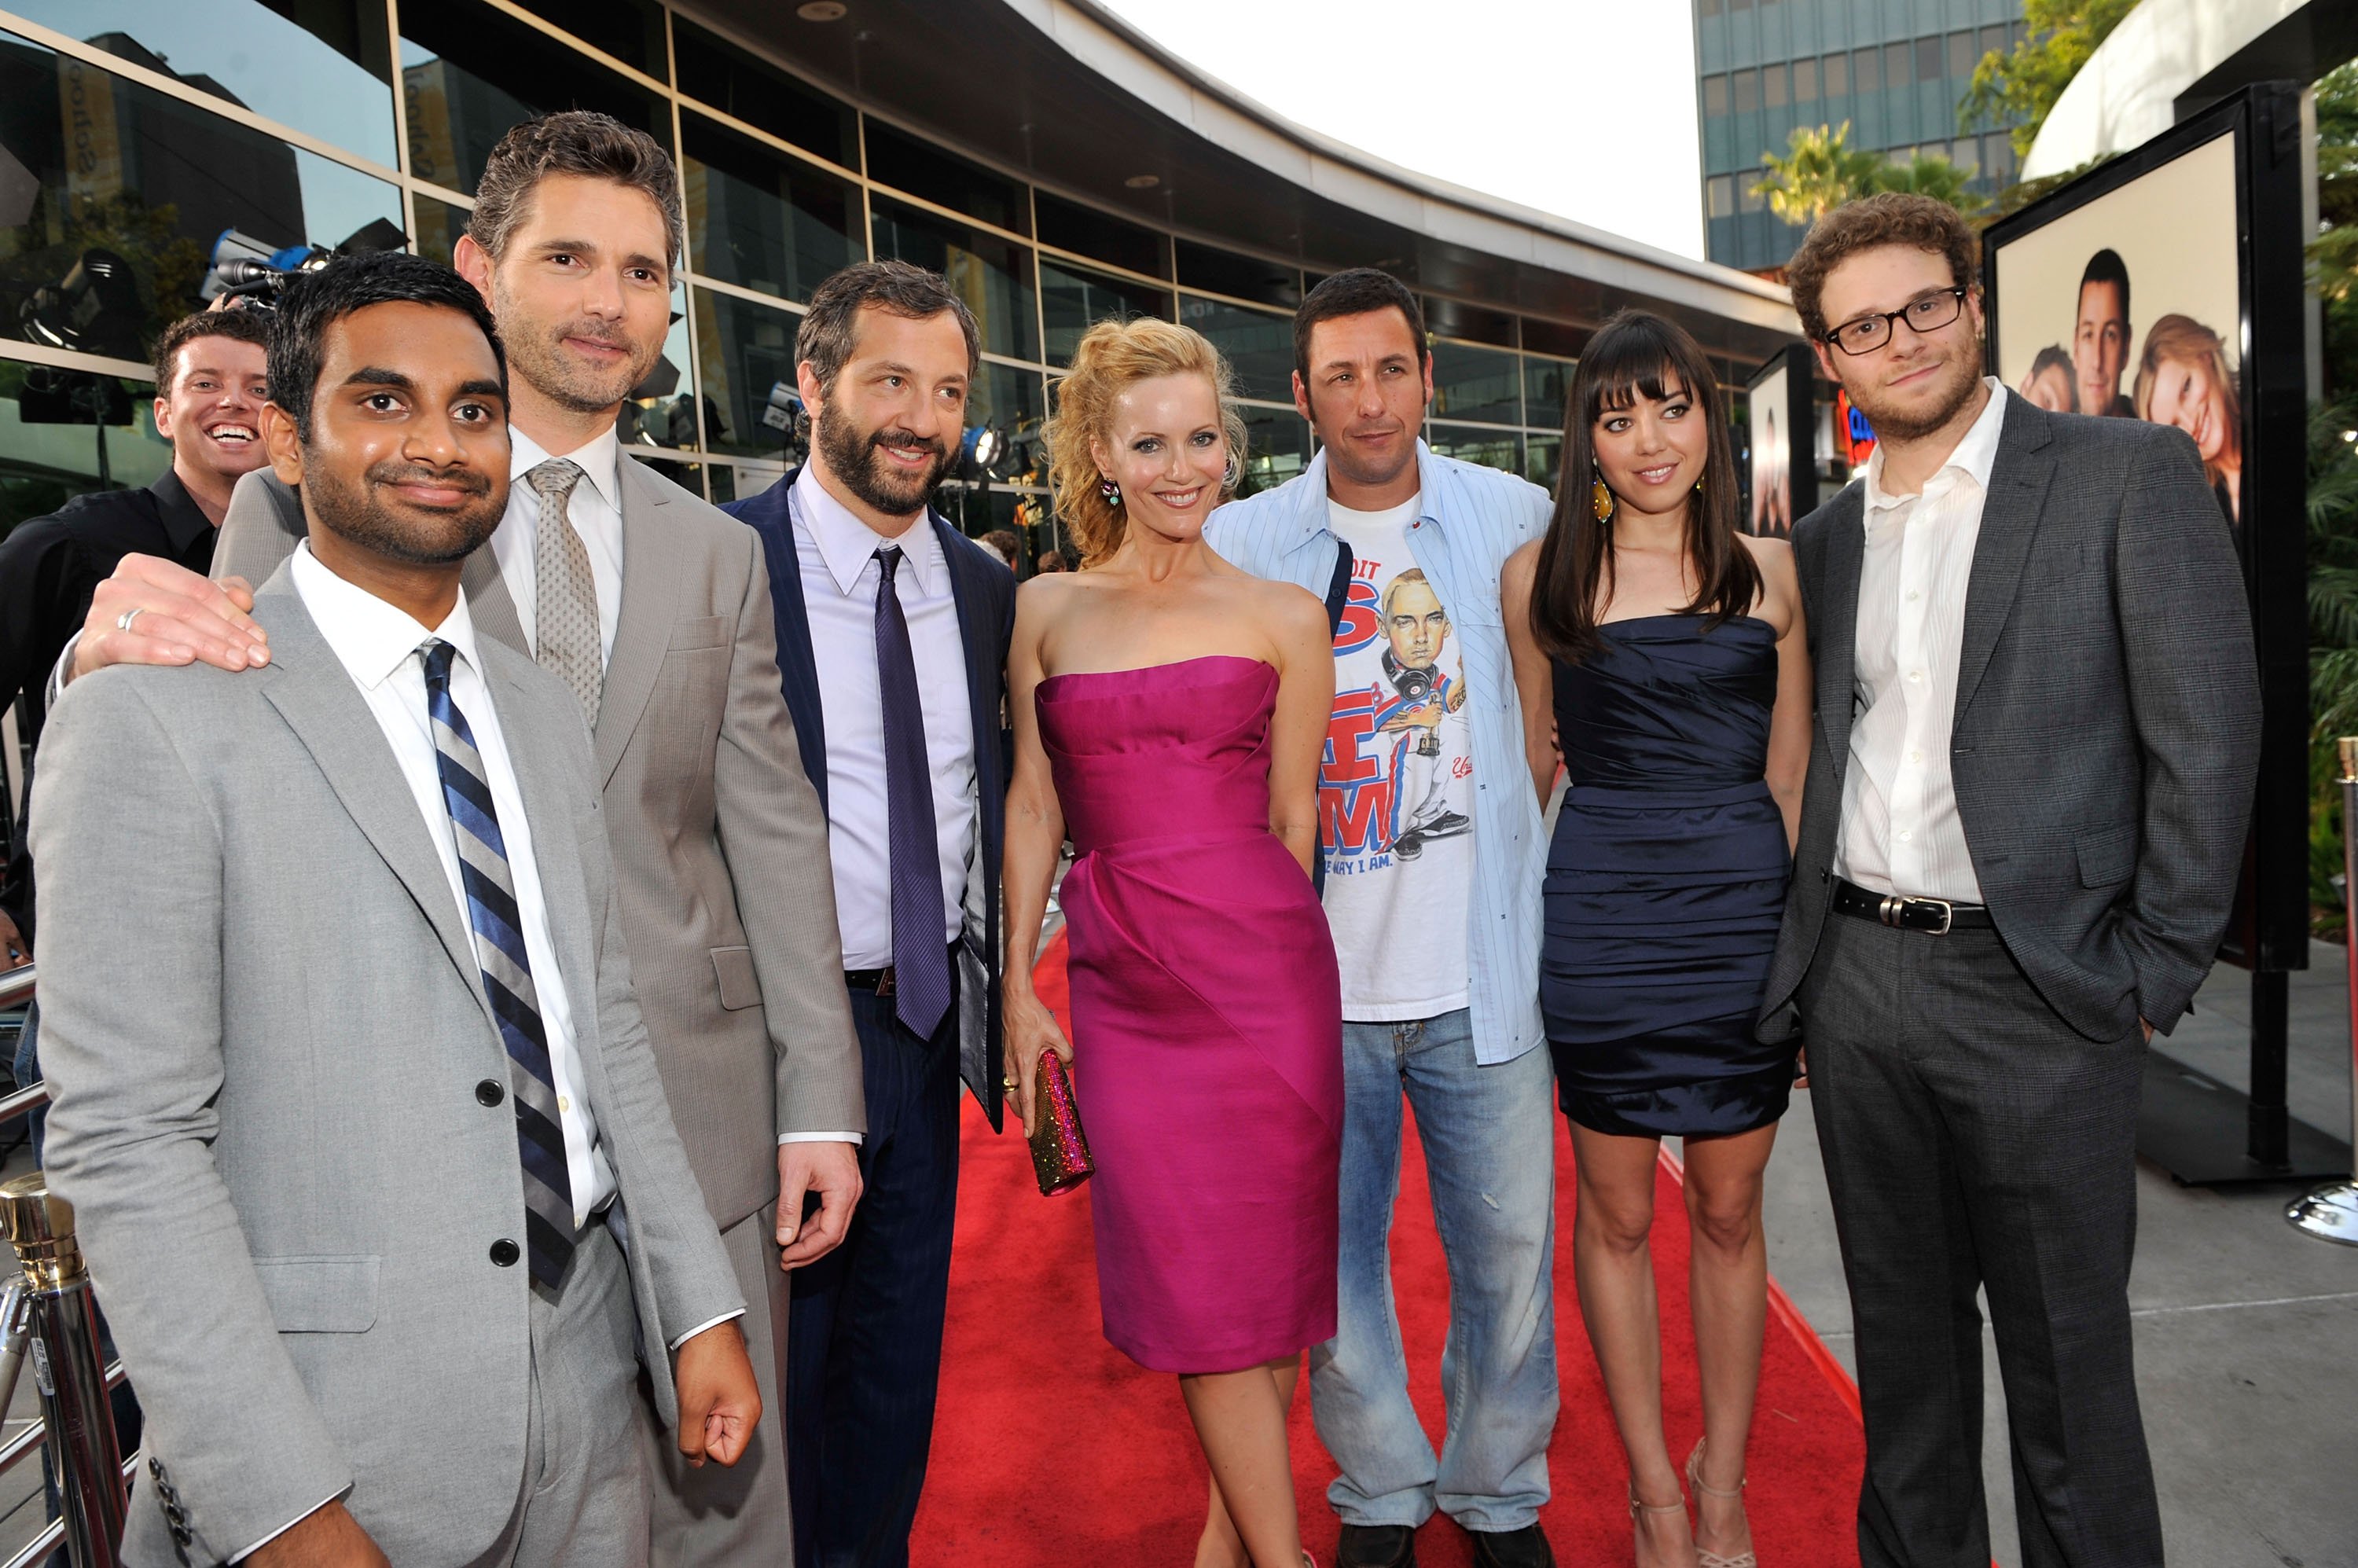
[874,546,950,1038]
[421,639,576,1288]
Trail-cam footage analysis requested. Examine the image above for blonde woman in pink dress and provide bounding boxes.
[1001,318,1342,1568]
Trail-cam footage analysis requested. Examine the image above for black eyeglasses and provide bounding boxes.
[1822,288,1968,356]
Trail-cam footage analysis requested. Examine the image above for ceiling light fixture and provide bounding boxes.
[1125,173,1161,189]
[797,2,847,20]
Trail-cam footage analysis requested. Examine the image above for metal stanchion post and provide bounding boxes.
[0,1174,124,1566]
[2287,737,2358,1243]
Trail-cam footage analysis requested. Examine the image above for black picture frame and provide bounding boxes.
[1983,83,2327,1183]
[1743,343,1818,538]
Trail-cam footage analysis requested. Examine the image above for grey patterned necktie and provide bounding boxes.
[528,459,601,725]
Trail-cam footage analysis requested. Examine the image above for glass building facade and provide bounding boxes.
[1696,0,2028,272]
[0,0,1772,564]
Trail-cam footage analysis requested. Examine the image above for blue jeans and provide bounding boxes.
[1309,1011,1559,1533]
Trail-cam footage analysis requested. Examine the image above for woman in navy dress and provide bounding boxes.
[1501,311,1809,1568]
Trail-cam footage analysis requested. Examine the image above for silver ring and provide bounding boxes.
[116,608,142,635]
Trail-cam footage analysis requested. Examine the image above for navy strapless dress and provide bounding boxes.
[1541,614,1794,1138]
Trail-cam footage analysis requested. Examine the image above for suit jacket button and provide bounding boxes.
[170,1524,193,1548]
[149,1456,163,1478]
[476,1079,505,1107]
[490,1239,520,1267]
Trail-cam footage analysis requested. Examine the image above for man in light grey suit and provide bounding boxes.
[58,114,858,1562]
[1764,194,2261,1567]
[35,252,759,1566]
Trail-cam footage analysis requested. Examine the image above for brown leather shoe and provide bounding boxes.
[1469,1523,1555,1568]
[1335,1523,1417,1568]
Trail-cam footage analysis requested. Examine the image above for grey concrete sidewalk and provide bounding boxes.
[1750,942,2358,1568]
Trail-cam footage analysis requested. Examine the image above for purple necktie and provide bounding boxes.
[874,545,951,1037]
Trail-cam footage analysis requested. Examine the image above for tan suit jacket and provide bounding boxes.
[215,460,861,1226]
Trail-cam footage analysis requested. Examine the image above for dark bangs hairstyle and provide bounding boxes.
[1528,310,1756,663]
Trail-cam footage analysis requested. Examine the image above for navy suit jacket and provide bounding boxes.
[725,470,1014,1130]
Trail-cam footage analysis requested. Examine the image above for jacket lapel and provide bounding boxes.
[463,542,528,655]
[1813,490,1865,780]
[249,584,495,1031]
[1953,395,2058,718]
[760,470,828,808]
[593,459,681,788]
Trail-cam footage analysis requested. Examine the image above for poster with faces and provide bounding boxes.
[1747,358,1791,538]
[1990,132,2243,528]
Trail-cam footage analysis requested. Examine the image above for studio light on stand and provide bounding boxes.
[2286,735,2358,1244]
[762,380,806,471]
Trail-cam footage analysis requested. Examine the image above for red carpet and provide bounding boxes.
[913,934,1865,1564]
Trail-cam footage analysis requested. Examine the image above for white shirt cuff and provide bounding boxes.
[228,1487,349,1562]
[777,1131,861,1146]
[47,631,80,704]
[668,1307,747,1352]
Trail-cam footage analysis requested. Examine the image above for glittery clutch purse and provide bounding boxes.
[1027,1052,1094,1196]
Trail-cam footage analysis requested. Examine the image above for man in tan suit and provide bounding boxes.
[55,113,854,1564]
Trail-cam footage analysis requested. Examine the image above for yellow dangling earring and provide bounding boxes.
[1591,474,1616,524]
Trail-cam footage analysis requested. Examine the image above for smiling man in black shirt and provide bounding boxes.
[0,307,274,951]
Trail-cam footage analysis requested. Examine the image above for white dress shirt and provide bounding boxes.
[1834,377,2009,903]
[790,465,975,971]
[493,424,626,665]
[290,545,617,1221]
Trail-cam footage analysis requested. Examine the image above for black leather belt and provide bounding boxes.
[844,965,898,996]
[1831,877,1993,935]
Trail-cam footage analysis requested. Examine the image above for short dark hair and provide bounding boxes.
[151,308,270,398]
[468,110,683,269]
[796,260,981,397]
[1294,268,1427,385]
[269,252,506,442]
[2078,248,2131,321]
[1785,192,1979,344]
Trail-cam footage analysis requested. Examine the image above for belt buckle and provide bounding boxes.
[874,967,895,997]
[1919,898,1954,935]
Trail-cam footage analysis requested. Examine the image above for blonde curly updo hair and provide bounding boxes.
[1045,318,1248,567]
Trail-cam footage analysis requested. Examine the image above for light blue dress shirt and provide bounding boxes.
[1207,441,1552,1067]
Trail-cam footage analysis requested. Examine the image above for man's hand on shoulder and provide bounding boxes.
[674,1320,762,1468]
[249,1500,389,1568]
[68,555,268,683]
[777,1139,862,1269]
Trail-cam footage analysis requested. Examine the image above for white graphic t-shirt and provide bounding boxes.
[1319,494,1475,1022]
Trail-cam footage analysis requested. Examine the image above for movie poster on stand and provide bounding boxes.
[1744,344,1815,537]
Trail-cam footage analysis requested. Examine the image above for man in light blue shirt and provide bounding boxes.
[1205,270,1559,1568]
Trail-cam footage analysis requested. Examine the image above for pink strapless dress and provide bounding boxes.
[1035,655,1343,1372]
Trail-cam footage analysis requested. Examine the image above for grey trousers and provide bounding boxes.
[469,1221,650,1568]
[1798,913,2162,1568]
[641,1201,792,1563]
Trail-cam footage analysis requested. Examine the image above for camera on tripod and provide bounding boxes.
[200,217,408,310]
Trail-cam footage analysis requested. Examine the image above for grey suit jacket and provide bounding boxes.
[31,575,744,1566]
[1760,392,2262,1045]
[215,462,861,1224]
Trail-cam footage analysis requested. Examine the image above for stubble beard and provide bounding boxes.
[1852,338,1985,444]
[494,278,662,414]
[306,455,503,566]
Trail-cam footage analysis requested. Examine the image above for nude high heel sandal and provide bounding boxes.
[1685,1437,1757,1568]
[1628,1482,1688,1566]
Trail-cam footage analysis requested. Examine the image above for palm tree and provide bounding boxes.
[1752,122,1884,226]
[1871,153,1991,215]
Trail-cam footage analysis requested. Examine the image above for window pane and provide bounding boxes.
[969,364,1045,487]
[864,122,1027,236]
[10,0,396,168]
[1427,297,1514,348]
[936,484,1034,548]
[505,0,667,79]
[1916,38,1941,83]
[1524,355,1572,429]
[1041,259,1171,365]
[1234,408,1308,498]
[1176,241,1298,310]
[1706,175,1734,219]
[1732,68,1759,113]
[0,362,171,537]
[1948,31,1974,81]
[1700,0,1724,14]
[1763,64,1787,109]
[709,462,785,505]
[411,194,470,266]
[692,288,799,459]
[618,279,695,452]
[870,198,1038,362]
[1429,340,1519,425]
[0,41,403,360]
[1886,42,1911,88]
[1522,318,1585,359]
[1983,132,2015,182]
[1426,423,1520,477]
[672,18,857,170]
[1853,47,1879,93]
[1951,138,1978,172]
[1824,52,1848,96]
[399,0,667,196]
[1704,75,1729,116]
[1177,295,1292,402]
[1977,25,2007,62]
[1739,171,1765,214]
[682,112,858,303]
[1794,57,1818,101]
[1036,191,1166,278]
[1523,431,1561,494]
